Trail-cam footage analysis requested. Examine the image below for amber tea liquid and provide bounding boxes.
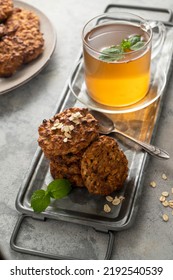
[83,23,151,107]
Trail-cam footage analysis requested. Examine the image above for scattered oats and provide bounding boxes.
[104,204,111,213]
[69,112,82,122]
[172,210,173,216]
[61,126,70,132]
[72,119,80,125]
[74,112,82,118]
[51,122,64,130]
[106,196,113,202]
[162,214,169,222]
[159,195,166,202]
[168,201,173,208]
[63,137,68,143]
[119,196,125,201]
[57,123,63,129]
[53,120,60,126]
[150,181,157,188]
[112,197,121,206]
[168,199,173,203]
[162,173,167,180]
[171,188,173,194]
[51,127,57,130]
[169,204,173,209]
[162,191,169,197]
[162,200,169,207]
[69,125,74,131]
[64,131,72,138]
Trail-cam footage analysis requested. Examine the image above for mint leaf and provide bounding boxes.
[31,190,50,213]
[130,41,145,50]
[30,179,72,213]
[121,39,131,50]
[99,46,124,62]
[47,179,71,199]
[128,35,141,46]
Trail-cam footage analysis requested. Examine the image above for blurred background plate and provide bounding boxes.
[0,0,56,95]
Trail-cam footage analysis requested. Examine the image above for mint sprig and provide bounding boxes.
[99,46,124,62]
[99,34,145,62]
[31,179,72,213]
[31,190,51,213]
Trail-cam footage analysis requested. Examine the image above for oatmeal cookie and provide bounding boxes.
[0,0,13,22]
[0,24,7,38]
[81,135,128,195]
[4,7,40,34]
[53,149,86,164]
[0,6,44,77]
[4,8,44,63]
[0,36,24,77]
[38,108,99,159]
[15,28,44,63]
[50,160,84,187]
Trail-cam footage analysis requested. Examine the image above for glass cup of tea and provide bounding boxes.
[82,12,166,107]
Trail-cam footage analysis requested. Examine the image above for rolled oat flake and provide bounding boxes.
[162,214,169,222]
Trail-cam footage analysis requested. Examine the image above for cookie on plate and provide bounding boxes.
[15,27,44,63]
[4,7,40,34]
[0,36,25,77]
[4,8,44,64]
[81,135,128,195]
[0,0,13,22]
[0,6,44,77]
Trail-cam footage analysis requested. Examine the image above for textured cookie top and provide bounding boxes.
[0,0,13,22]
[0,6,44,77]
[0,36,25,77]
[5,7,40,34]
[50,160,84,188]
[81,135,128,195]
[38,107,99,158]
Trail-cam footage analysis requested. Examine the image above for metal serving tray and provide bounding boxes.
[10,5,173,259]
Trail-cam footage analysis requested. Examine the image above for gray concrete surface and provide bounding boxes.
[0,0,173,260]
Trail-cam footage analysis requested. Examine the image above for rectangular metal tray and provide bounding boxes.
[11,5,173,259]
[15,6,173,232]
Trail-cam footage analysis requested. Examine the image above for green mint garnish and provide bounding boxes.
[99,46,124,62]
[120,40,131,50]
[31,179,72,213]
[31,190,51,213]
[99,34,145,62]
[47,179,71,199]
[130,41,145,51]
[127,35,141,46]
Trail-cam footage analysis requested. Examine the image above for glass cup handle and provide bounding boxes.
[149,21,166,60]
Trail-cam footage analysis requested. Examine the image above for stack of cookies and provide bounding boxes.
[38,108,99,187]
[38,107,128,195]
